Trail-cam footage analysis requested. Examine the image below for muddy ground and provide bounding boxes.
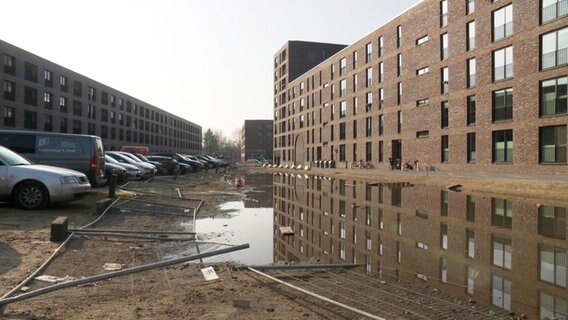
[0,168,566,319]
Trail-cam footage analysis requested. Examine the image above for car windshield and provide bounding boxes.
[136,154,149,161]
[0,146,32,166]
[105,155,119,164]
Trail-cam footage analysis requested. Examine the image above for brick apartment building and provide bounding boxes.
[240,119,274,162]
[273,0,567,174]
[1,40,202,154]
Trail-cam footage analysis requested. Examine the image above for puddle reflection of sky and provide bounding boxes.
[196,201,273,265]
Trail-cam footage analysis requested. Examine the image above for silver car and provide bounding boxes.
[0,145,91,209]
[105,151,156,179]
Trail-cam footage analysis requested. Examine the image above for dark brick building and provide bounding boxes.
[273,0,567,174]
[240,119,273,162]
[1,39,202,153]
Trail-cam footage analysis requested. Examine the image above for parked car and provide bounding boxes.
[151,153,199,172]
[105,155,141,180]
[0,145,91,209]
[146,155,181,175]
[104,162,129,184]
[105,151,156,179]
[195,155,218,168]
[129,153,167,175]
[185,155,209,169]
[201,154,228,167]
[0,130,106,187]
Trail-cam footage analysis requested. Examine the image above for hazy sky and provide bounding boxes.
[0,0,418,138]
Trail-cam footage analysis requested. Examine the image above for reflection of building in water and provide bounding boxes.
[243,174,274,208]
[273,173,567,319]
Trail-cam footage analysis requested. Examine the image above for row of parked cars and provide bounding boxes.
[0,129,229,210]
[104,152,229,184]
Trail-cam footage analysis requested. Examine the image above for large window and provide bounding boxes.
[542,0,568,24]
[441,33,449,60]
[3,106,15,127]
[493,129,513,163]
[467,58,476,88]
[541,76,567,116]
[540,292,567,320]
[397,54,402,76]
[366,42,372,63]
[467,95,476,125]
[441,101,449,128]
[340,79,346,97]
[441,135,449,162]
[365,142,372,162]
[24,110,37,129]
[366,67,372,88]
[492,274,512,311]
[492,235,512,269]
[539,246,567,287]
[365,117,372,137]
[493,46,513,81]
[540,125,567,163]
[542,27,568,69]
[493,88,513,122]
[339,122,346,140]
[340,58,346,76]
[539,205,566,239]
[24,62,38,82]
[3,80,15,101]
[492,198,513,228]
[493,4,513,41]
[467,132,476,163]
[24,86,37,106]
[441,67,449,94]
[467,21,476,51]
[3,54,15,75]
[440,0,448,27]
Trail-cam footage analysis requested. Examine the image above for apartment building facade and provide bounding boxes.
[1,40,202,154]
[240,119,274,162]
[273,0,567,174]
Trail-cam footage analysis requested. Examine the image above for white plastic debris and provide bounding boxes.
[103,263,123,271]
[200,266,219,281]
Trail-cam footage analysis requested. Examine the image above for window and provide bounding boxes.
[366,92,373,111]
[353,74,358,92]
[540,292,567,320]
[378,88,384,109]
[365,117,372,137]
[539,246,567,287]
[24,110,37,129]
[397,25,402,49]
[466,229,475,258]
[539,205,566,239]
[441,67,449,94]
[24,86,37,106]
[60,118,68,133]
[44,70,52,87]
[88,86,96,101]
[44,114,53,131]
[493,129,513,163]
[43,92,52,109]
[466,0,475,15]
[397,110,402,133]
[353,97,358,115]
[397,82,402,105]
[24,62,38,82]
[541,76,567,116]
[397,54,402,77]
[441,135,449,162]
[3,106,15,127]
[493,88,513,121]
[60,76,67,92]
[3,80,15,101]
[417,66,429,76]
[467,58,476,88]
[542,0,568,23]
[493,46,513,81]
[3,54,15,75]
[88,104,96,119]
[378,62,384,83]
[352,51,358,69]
[366,42,372,63]
[540,125,567,163]
[379,36,384,57]
[440,223,448,249]
[73,100,82,116]
[73,80,82,97]
[441,33,449,60]
[340,79,346,97]
[340,58,346,76]
[467,132,476,162]
[416,35,429,46]
[366,67,372,88]
[366,141,372,162]
[72,120,82,134]
[353,119,358,138]
[493,235,512,269]
[417,98,429,107]
[379,114,384,136]
[467,21,476,51]
[493,4,513,41]
[340,100,347,118]
[492,198,513,228]
[59,96,67,113]
[441,101,449,128]
[440,0,448,27]
[492,274,512,311]
[339,144,346,161]
[467,95,476,125]
[339,123,346,140]
[416,130,429,138]
[541,27,568,69]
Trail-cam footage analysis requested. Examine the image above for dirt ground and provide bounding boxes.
[0,168,566,319]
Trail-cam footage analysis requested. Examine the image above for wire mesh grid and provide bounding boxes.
[254,267,510,320]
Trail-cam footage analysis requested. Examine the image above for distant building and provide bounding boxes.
[1,39,202,154]
[273,0,568,174]
[240,120,273,162]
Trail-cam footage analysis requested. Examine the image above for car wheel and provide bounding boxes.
[14,181,49,210]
